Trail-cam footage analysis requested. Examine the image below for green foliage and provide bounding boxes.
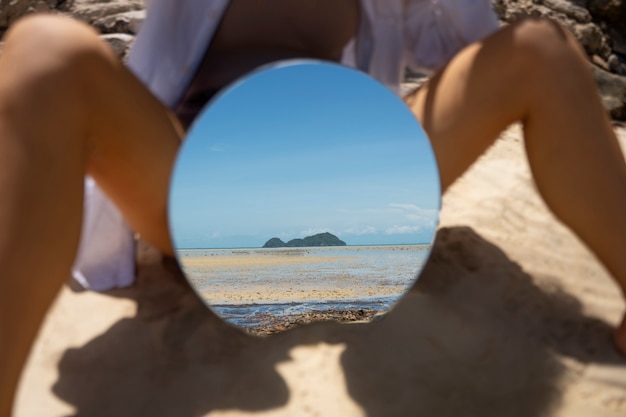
[262,232,346,248]
[263,237,286,248]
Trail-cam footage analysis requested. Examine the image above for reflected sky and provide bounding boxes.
[169,61,440,249]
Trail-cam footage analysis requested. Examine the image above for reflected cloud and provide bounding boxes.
[343,226,378,235]
[384,225,425,235]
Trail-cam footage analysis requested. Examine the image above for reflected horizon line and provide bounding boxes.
[175,242,433,251]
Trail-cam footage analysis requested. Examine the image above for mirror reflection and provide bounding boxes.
[169,61,440,335]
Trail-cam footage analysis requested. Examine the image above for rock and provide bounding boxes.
[491,0,626,119]
[93,9,145,34]
[542,0,591,23]
[610,27,626,55]
[572,22,612,58]
[608,54,626,75]
[593,54,611,71]
[587,0,625,23]
[0,0,60,29]
[58,0,144,24]
[100,33,134,60]
[590,65,626,120]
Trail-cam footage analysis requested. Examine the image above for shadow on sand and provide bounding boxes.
[53,226,624,417]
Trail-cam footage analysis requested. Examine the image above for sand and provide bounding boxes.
[181,249,417,304]
[183,253,380,302]
[180,253,351,268]
[12,124,626,417]
[200,286,407,304]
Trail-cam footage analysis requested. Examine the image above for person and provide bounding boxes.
[1,0,626,415]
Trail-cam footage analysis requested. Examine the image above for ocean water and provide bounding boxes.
[178,245,432,327]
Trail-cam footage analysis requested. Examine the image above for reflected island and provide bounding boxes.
[262,232,347,248]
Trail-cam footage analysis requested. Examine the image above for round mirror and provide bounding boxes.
[168,60,440,335]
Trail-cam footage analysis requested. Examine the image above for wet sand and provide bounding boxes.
[198,285,408,304]
[179,247,422,304]
[180,253,351,268]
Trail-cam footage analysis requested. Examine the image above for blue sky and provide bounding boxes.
[169,61,441,249]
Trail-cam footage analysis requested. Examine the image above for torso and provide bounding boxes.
[175,0,360,129]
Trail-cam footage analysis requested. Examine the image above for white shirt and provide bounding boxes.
[72,0,499,291]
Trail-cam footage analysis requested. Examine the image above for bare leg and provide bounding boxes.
[0,15,182,415]
[405,18,626,353]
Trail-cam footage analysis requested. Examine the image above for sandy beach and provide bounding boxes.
[200,286,406,303]
[179,246,426,305]
[13,124,626,417]
[180,252,349,268]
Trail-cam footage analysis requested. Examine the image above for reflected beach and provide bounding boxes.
[178,244,431,331]
[169,61,441,332]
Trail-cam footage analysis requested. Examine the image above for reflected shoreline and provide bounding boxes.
[178,245,430,329]
[213,295,394,331]
[179,245,430,301]
[176,243,433,251]
[242,307,382,336]
[168,62,440,331]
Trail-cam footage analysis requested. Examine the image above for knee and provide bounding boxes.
[507,17,587,76]
[1,14,115,82]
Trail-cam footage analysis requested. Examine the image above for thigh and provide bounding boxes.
[85,58,183,255]
[403,18,574,191]
[1,15,184,255]
[81,42,183,256]
[0,15,184,414]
